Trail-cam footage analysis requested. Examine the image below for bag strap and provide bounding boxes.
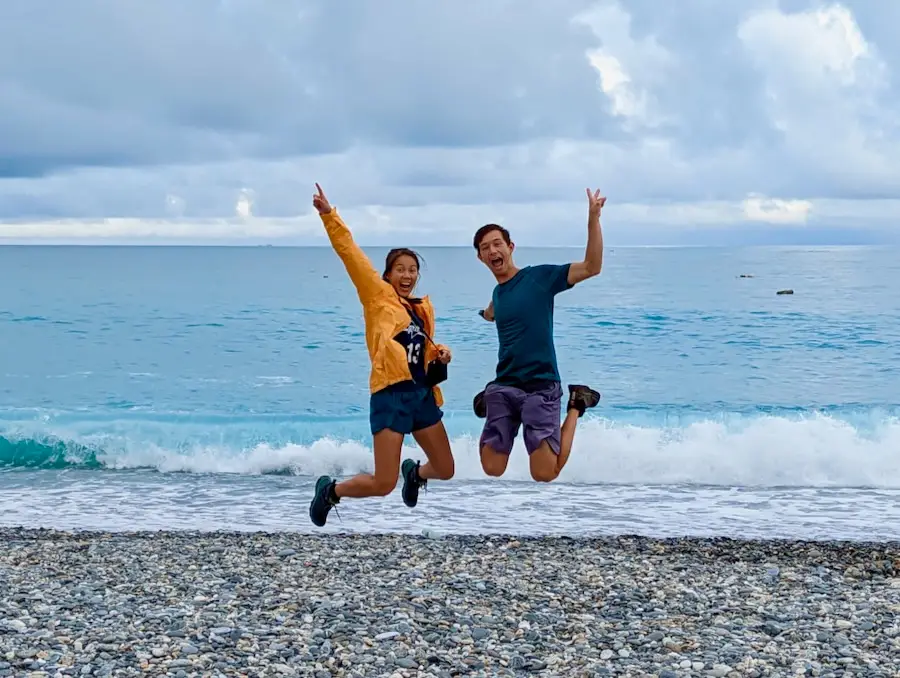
[404,303,439,349]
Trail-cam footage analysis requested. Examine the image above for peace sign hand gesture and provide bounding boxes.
[313,183,333,215]
[586,188,606,217]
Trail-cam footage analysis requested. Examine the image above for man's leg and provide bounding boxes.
[526,384,600,482]
[478,384,522,477]
[480,443,511,477]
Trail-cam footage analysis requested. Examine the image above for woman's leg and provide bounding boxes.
[335,428,404,498]
[309,428,404,526]
[412,421,455,481]
[400,420,456,508]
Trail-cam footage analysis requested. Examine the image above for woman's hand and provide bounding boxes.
[313,183,332,215]
[437,346,452,364]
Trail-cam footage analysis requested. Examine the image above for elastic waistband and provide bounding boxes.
[492,379,560,394]
[375,379,428,395]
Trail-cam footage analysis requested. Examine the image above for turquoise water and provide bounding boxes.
[2,245,899,539]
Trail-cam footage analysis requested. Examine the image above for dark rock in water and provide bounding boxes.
[776,289,794,295]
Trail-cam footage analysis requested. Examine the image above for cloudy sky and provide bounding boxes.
[2,0,899,245]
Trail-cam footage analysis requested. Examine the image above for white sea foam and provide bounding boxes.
[35,413,898,488]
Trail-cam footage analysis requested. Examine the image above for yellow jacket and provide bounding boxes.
[321,209,446,406]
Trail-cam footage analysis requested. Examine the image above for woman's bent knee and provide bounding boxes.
[372,478,397,496]
[434,459,455,481]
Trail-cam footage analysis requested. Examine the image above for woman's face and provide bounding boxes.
[386,254,419,297]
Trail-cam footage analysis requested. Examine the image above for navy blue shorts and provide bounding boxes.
[370,381,443,435]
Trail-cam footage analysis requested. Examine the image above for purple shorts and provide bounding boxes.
[479,381,563,456]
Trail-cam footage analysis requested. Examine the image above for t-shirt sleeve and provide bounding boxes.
[534,264,572,295]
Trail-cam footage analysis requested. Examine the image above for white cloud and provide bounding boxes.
[0,0,899,244]
[0,218,309,242]
[2,197,898,246]
[235,188,255,218]
[573,1,673,129]
[738,3,899,192]
[742,195,813,224]
[740,4,872,87]
[165,194,186,218]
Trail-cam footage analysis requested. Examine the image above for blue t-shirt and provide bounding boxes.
[491,264,572,388]
[393,308,428,386]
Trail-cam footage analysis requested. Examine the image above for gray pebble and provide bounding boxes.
[0,529,896,678]
[374,631,399,640]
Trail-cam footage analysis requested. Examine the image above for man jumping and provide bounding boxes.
[473,188,606,482]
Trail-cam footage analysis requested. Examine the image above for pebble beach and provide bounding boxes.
[0,530,898,677]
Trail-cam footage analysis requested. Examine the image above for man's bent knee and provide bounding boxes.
[480,446,509,477]
[528,443,560,482]
[481,459,507,477]
[530,466,559,483]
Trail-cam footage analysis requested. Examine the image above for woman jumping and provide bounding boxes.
[308,183,456,527]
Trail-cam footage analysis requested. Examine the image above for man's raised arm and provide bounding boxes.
[567,188,606,286]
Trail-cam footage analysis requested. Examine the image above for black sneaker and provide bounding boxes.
[473,390,486,418]
[567,385,601,417]
[401,459,425,508]
[309,475,339,527]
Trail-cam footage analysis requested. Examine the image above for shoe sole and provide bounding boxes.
[309,503,328,527]
[309,476,333,527]
[401,461,419,508]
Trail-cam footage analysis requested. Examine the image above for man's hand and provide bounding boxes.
[479,302,495,322]
[567,189,605,286]
[587,188,606,217]
[313,183,333,215]
[437,346,452,364]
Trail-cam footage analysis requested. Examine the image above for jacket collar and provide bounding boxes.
[397,294,430,308]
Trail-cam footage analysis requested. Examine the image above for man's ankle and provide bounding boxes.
[568,401,586,417]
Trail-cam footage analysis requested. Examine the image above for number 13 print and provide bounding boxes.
[407,342,422,364]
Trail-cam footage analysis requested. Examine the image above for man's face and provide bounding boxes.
[477,229,515,279]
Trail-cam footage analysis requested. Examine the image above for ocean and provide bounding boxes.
[1,244,898,540]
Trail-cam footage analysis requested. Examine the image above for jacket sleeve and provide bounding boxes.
[320,209,386,304]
